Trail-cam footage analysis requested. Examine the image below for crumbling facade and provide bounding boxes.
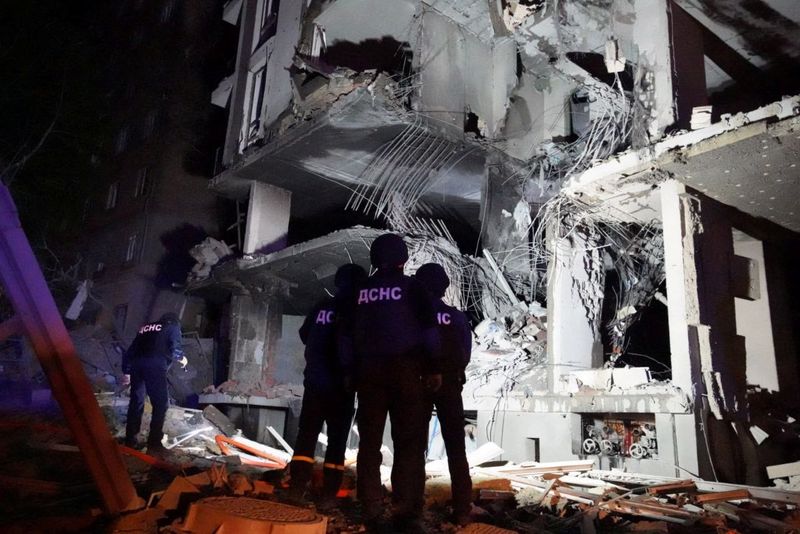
[199,0,800,485]
[80,2,228,348]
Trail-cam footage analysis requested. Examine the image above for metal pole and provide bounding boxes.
[0,184,143,514]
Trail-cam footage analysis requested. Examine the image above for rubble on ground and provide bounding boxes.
[201,379,303,399]
[109,440,800,533]
[465,301,548,400]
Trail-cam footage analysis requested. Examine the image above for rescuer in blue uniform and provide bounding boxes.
[288,263,367,502]
[343,233,442,530]
[415,263,473,524]
[123,312,186,452]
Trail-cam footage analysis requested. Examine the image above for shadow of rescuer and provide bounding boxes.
[415,263,473,524]
[342,233,442,529]
[122,312,187,451]
[289,263,367,501]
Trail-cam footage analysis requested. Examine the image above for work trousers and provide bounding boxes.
[290,385,355,497]
[356,358,427,519]
[125,358,169,447]
[424,372,472,516]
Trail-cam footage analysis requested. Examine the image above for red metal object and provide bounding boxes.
[0,184,143,513]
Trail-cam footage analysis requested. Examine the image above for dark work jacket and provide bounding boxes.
[346,268,440,373]
[431,299,472,375]
[122,321,183,373]
[298,296,350,390]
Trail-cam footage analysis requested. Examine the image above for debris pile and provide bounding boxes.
[465,302,548,401]
[201,380,303,400]
[187,237,233,281]
[428,458,800,533]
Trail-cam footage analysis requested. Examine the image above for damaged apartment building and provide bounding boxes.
[191,0,800,487]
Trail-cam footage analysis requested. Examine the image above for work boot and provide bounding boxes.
[391,512,423,533]
[451,502,473,526]
[360,500,384,523]
[362,507,391,533]
[321,467,344,499]
[119,436,141,449]
[287,460,313,503]
[452,510,472,527]
[146,441,167,457]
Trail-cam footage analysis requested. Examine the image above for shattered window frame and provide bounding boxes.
[246,66,267,144]
[255,0,280,48]
[113,303,128,333]
[114,126,129,154]
[141,109,158,140]
[124,233,138,263]
[160,0,177,24]
[134,167,150,198]
[105,182,118,210]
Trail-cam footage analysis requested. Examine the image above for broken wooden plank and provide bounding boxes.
[695,481,800,506]
[646,479,697,495]
[766,460,800,480]
[601,499,696,524]
[693,489,750,504]
[557,475,626,491]
[701,502,740,522]
[266,425,293,455]
[552,485,600,506]
[588,470,800,506]
[491,459,595,476]
[473,468,547,489]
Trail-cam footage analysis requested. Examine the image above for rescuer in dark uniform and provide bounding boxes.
[288,263,367,503]
[122,312,186,452]
[415,263,473,525]
[343,233,442,530]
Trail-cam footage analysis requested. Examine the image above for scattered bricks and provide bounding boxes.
[157,476,201,511]
[227,472,254,495]
[693,489,750,504]
[646,480,697,495]
[251,480,275,495]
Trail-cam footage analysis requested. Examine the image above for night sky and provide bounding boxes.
[1,2,112,253]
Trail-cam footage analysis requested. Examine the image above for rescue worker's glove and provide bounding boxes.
[178,356,189,369]
[424,373,442,392]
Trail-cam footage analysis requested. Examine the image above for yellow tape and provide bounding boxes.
[323,462,345,471]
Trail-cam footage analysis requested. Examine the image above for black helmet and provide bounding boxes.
[415,263,449,298]
[159,312,180,324]
[334,263,367,293]
[370,233,408,268]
